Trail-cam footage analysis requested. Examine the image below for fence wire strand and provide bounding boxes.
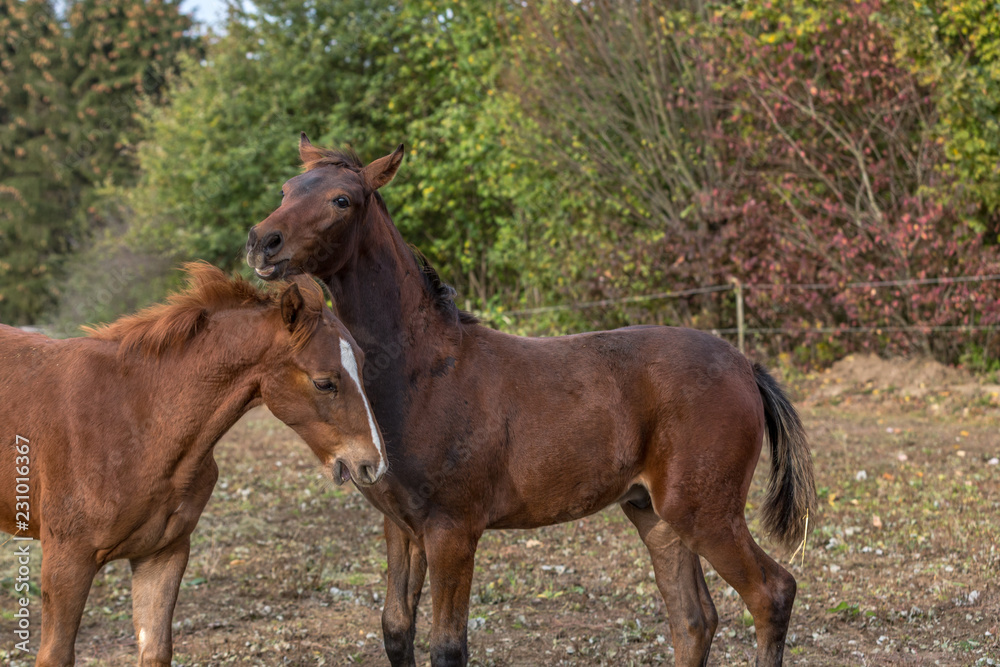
[746,274,1000,291]
[504,284,732,316]
[501,274,1000,338]
[506,273,1000,317]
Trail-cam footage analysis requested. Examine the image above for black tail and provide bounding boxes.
[754,363,817,550]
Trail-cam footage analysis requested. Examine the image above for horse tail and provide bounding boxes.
[753,363,817,550]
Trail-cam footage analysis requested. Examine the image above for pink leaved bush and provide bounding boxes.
[631,0,1000,362]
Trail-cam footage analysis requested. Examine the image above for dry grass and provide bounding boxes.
[2,365,998,665]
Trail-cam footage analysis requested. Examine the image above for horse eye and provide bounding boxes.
[333,196,350,209]
[313,378,337,394]
[280,189,285,198]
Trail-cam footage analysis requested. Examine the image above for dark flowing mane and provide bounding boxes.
[84,262,323,358]
[408,246,480,325]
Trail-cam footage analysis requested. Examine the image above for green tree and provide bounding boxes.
[341,1,515,307]
[120,0,530,308]
[880,0,1000,237]
[122,0,397,266]
[63,0,199,189]
[0,0,77,323]
[1,0,200,325]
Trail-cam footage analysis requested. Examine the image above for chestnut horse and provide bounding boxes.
[246,136,816,667]
[0,262,386,666]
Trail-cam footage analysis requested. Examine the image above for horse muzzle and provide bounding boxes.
[332,458,382,487]
[246,229,289,280]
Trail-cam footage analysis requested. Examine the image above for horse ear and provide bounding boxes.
[280,282,305,332]
[362,144,404,191]
[299,132,325,166]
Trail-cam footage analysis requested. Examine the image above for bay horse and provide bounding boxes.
[246,136,816,667]
[0,262,386,666]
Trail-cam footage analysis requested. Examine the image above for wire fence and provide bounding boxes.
[503,274,1000,354]
[504,284,733,316]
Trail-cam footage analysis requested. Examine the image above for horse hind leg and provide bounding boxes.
[621,499,717,667]
[657,495,796,666]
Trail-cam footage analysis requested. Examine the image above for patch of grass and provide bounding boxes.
[2,401,998,665]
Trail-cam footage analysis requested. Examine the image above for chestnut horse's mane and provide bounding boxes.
[84,261,323,359]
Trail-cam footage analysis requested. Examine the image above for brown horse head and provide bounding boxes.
[87,262,387,486]
[246,133,403,282]
[266,273,387,485]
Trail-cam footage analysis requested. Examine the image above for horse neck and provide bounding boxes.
[320,201,461,421]
[124,308,275,479]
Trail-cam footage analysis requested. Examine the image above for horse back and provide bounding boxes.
[474,324,754,401]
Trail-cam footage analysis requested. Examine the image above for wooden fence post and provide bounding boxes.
[729,277,745,355]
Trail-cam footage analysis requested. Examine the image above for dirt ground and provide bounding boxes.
[2,355,998,665]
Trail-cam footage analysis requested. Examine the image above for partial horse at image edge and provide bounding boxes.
[0,261,386,666]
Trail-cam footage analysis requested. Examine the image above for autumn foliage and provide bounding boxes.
[3,0,999,369]
[721,0,1000,361]
[516,0,1000,364]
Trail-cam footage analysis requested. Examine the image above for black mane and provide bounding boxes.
[408,246,480,325]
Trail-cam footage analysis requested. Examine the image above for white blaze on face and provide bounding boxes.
[339,337,387,477]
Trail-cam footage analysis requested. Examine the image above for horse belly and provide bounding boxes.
[487,405,644,529]
[489,454,637,530]
[489,482,631,529]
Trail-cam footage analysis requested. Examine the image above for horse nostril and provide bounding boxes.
[262,231,283,257]
[333,459,350,485]
[360,464,376,484]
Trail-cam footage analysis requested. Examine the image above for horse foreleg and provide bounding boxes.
[130,458,214,666]
[382,517,428,667]
[424,522,481,667]
[129,536,192,667]
[621,502,717,667]
[37,542,99,667]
